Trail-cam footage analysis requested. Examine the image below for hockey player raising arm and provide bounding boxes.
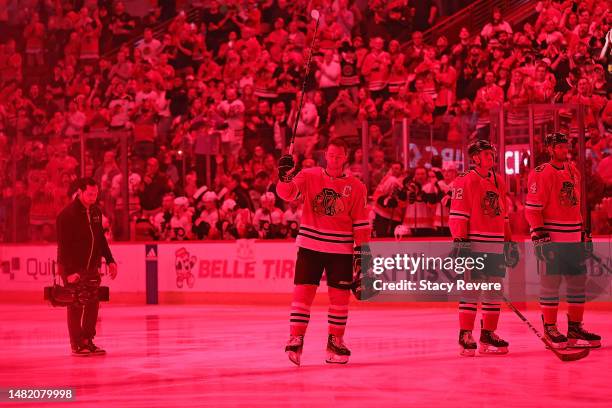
[276,139,371,366]
[525,132,601,349]
[449,140,517,357]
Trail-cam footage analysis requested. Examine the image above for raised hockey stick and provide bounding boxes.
[289,9,321,155]
[501,295,589,361]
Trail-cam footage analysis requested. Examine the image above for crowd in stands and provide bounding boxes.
[0,0,610,243]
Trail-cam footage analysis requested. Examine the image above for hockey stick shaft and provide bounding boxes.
[501,295,588,361]
[289,11,320,155]
[502,295,550,347]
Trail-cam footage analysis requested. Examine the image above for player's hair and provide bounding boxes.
[76,177,98,191]
[327,138,349,154]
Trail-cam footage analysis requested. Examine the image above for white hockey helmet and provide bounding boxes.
[202,191,218,202]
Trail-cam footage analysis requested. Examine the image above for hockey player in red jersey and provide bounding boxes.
[449,140,517,356]
[525,132,601,349]
[277,139,371,365]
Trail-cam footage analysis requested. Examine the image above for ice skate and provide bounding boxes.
[542,316,568,349]
[325,335,350,364]
[567,318,601,349]
[459,329,477,357]
[479,330,509,355]
[285,335,304,366]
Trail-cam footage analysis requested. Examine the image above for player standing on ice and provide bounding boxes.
[525,132,601,349]
[449,140,517,356]
[277,139,371,365]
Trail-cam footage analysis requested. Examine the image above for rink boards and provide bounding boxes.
[1,238,610,304]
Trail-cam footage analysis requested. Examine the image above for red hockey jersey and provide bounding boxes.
[449,169,510,251]
[525,162,582,242]
[277,167,371,254]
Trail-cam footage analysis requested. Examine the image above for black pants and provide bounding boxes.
[64,276,101,347]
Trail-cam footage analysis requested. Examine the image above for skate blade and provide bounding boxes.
[478,344,509,355]
[325,352,349,364]
[567,338,601,349]
[287,351,301,366]
[459,347,476,357]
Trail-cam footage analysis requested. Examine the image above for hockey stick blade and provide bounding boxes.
[550,347,590,362]
[502,295,590,362]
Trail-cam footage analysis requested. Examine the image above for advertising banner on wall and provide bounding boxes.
[156,240,319,293]
[0,244,146,294]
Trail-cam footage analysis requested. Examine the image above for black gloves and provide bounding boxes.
[278,154,296,183]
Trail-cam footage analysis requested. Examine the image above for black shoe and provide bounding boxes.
[84,339,106,355]
[71,344,91,357]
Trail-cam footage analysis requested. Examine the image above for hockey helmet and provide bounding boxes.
[467,139,496,158]
[260,192,276,205]
[221,199,237,212]
[544,132,569,147]
[174,196,189,207]
[202,191,218,202]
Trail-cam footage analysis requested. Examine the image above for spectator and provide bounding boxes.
[217,86,245,155]
[139,158,171,214]
[168,196,193,240]
[137,28,163,64]
[474,71,504,135]
[24,12,45,67]
[282,199,302,238]
[361,37,390,102]
[79,12,102,63]
[253,192,284,238]
[227,173,254,211]
[327,89,359,146]
[338,42,360,100]
[402,166,436,236]
[369,148,388,192]
[316,49,341,105]
[434,54,458,116]
[288,91,318,158]
[412,0,438,32]
[110,1,136,48]
[193,191,220,240]
[480,8,513,40]
[372,162,406,237]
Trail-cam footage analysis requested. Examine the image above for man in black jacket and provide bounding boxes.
[57,178,118,356]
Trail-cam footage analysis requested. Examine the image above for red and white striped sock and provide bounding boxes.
[459,299,478,331]
[481,302,501,331]
[328,287,350,337]
[289,285,317,336]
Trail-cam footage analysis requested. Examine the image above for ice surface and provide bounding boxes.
[0,302,610,407]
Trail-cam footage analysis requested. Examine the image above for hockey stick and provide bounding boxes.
[289,9,321,155]
[502,295,589,361]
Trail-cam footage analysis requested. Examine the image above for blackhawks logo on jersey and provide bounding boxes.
[559,181,578,207]
[481,191,502,216]
[313,188,345,216]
